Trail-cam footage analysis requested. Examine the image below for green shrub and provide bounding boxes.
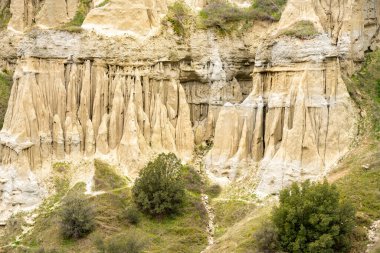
[0,0,11,29]
[253,220,280,253]
[198,0,250,33]
[206,184,222,198]
[282,21,318,39]
[182,166,203,193]
[106,232,146,253]
[60,193,95,239]
[0,71,11,129]
[123,206,141,225]
[132,153,185,217]
[166,0,193,37]
[272,180,356,253]
[252,0,288,21]
[198,0,287,34]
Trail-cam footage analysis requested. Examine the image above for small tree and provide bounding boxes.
[60,193,95,239]
[132,153,185,217]
[166,0,193,37]
[272,180,356,253]
[254,220,280,253]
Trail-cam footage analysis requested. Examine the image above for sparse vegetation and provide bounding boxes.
[123,206,141,225]
[105,232,146,253]
[272,180,356,253]
[132,153,185,217]
[182,166,203,194]
[94,159,128,191]
[60,193,96,239]
[198,0,287,34]
[96,0,110,8]
[334,50,380,252]
[0,71,12,128]
[59,0,92,32]
[282,20,319,39]
[348,50,380,138]
[165,0,193,37]
[253,220,280,253]
[0,0,11,29]
[213,199,256,237]
[206,184,222,198]
[252,0,288,21]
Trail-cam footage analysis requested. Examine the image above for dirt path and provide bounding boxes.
[200,193,215,253]
[191,148,216,253]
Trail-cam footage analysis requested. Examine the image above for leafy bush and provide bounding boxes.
[206,184,222,198]
[0,71,12,129]
[106,232,146,253]
[253,220,280,253]
[198,0,251,33]
[182,166,203,193]
[166,0,193,37]
[123,206,141,225]
[272,180,356,253]
[282,21,318,39]
[252,0,288,21]
[198,0,287,34]
[132,153,185,217]
[60,193,95,239]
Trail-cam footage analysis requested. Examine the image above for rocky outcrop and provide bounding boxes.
[206,59,357,195]
[0,58,194,175]
[7,0,78,31]
[277,0,380,58]
[82,0,165,37]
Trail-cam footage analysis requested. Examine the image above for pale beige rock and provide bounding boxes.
[207,60,357,195]
[8,0,35,31]
[52,114,64,160]
[276,0,325,35]
[8,0,78,31]
[175,83,194,162]
[0,58,195,177]
[108,74,125,149]
[36,0,70,28]
[85,119,95,156]
[96,114,110,155]
[82,0,164,37]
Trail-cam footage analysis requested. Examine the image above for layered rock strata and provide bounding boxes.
[206,59,357,195]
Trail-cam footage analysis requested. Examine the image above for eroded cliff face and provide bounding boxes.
[206,59,356,195]
[1,58,196,169]
[7,0,79,31]
[0,0,379,222]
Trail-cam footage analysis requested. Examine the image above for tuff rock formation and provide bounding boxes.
[0,58,195,170]
[82,0,166,37]
[7,0,78,31]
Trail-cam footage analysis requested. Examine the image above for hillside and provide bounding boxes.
[0,0,379,252]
